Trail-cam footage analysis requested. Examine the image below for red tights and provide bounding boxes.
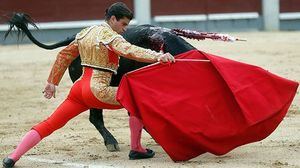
[33,67,122,138]
[8,67,146,163]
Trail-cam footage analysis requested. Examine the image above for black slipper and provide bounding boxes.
[129,149,155,160]
[2,157,15,168]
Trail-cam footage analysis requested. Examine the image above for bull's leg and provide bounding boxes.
[89,108,120,152]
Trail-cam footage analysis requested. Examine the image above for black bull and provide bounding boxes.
[5,13,196,151]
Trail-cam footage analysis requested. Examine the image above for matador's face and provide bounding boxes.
[109,16,130,34]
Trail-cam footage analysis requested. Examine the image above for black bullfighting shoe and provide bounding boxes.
[2,157,15,168]
[129,149,155,160]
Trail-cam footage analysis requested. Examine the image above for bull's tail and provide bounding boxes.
[4,12,74,49]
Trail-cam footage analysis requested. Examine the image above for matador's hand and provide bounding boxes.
[43,82,56,99]
[157,53,175,63]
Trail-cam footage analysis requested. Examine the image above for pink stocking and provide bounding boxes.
[129,116,146,153]
[8,129,41,161]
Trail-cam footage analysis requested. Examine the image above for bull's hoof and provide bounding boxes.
[106,144,120,152]
[3,157,15,168]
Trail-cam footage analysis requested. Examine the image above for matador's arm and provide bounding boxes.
[47,41,79,85]
[109,37,162,63]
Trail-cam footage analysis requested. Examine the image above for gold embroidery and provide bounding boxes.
[90,69,120,105]
[75,26,96,40]
[47,42,79,85]
[97,27,122,45]
[110,37,160,63]
[76,25,121,74]
[75,23,161,74]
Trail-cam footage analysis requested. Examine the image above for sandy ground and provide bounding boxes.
[0,31,299,168]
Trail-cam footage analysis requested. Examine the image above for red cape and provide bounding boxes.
[116,50,299,161]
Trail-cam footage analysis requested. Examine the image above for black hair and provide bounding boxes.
[105,2,133,21]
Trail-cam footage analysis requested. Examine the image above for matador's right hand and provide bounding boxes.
[157,53,175,63]
[43,82,56,99]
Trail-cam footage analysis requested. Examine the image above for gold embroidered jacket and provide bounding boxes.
[47,23,161,85]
